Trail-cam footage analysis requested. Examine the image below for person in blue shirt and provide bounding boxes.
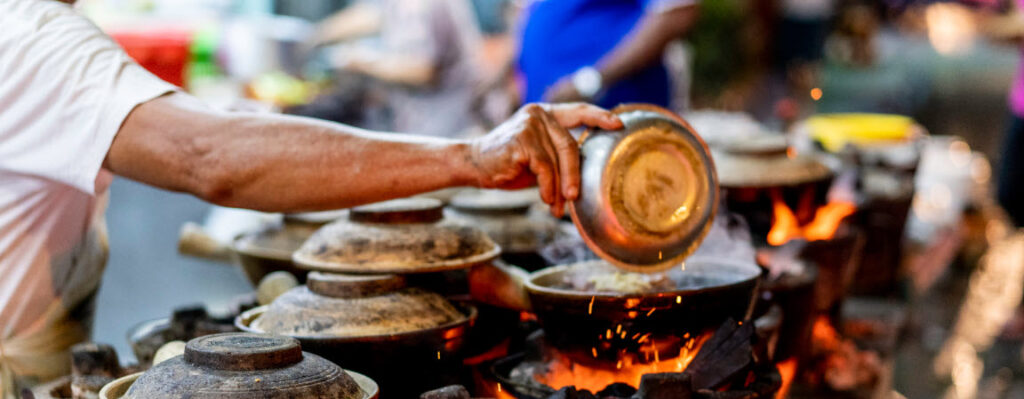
[516,0,699,108]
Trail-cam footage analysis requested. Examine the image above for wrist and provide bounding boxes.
[449,140,485,188]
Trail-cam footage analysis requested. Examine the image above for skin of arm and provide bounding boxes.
[104,92,622,215]
[346,50,437,87]
[545,5,700,102]
[310,2,383,47]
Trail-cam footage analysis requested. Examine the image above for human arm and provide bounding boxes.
[343,49,437,87]
[104,93,621,215]
[309,2,383,48]
[545,3,699,102]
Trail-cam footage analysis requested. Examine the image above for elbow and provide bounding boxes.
[184,136,247,208]
[195,174,238,207]
[192,160,242,207]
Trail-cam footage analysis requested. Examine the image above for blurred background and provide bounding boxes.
[75,0,1023,397]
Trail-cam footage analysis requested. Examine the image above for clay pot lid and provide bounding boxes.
[446,190,560,253]
[714,134,833,188]
[293,198,499,274]
[233,222,319,261]
[448,189,537,215]
[569,104,718,271]
[124,333,369,399]
[249,272,469,338]
[284,209,349,225]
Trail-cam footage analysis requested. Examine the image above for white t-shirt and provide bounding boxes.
[0,0,176,338]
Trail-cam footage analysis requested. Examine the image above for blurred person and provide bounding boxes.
[516,0,700,108]
[0,0,623,394]
[979,1,1024,227]
[310,0,485,137]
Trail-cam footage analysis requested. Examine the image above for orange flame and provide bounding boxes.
[767,196,856,246]
[775,357,799,399]
[812,316,843,353]
[534,333,711,392]
[494,383,516,399]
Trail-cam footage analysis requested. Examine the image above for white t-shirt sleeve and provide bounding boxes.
[0,0,178,195]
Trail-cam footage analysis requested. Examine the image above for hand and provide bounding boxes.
[468,103,622,217]
[543,77,586,103]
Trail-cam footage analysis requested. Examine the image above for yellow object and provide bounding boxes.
[806,113,915,152]
[248,71,315,107]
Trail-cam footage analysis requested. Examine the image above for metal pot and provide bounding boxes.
[713,135,837,245]
[101,333,378,399]
[469,258,761,365]
[570,104,718,271]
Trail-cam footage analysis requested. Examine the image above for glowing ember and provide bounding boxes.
[812,316,842,353]
[767,194,855,246]
[808,316,882,392]
[535,333,710,392]
[494,383,516,399]
[775,357,799,399]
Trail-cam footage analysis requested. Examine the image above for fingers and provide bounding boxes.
[545,103,623,130]
[536,109,581,202]
[526,107,571,217]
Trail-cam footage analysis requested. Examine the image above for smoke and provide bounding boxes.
[691,209,757,265]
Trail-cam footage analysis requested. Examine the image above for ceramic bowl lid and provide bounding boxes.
[293,198,499,273]
[713,134,832,187]
[250,272,468,337]
[233,222,320,262]
[447,189,559,253]
[123,333,368,399]
[569,104,718,271]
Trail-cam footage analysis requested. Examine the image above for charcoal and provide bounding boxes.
[419,385,470,399]
[547,386,597,399]
[597,382,636,398]
[169,305,208,338]
[633,372,693,399]
[71,342,120,377]
[685,318,754,390]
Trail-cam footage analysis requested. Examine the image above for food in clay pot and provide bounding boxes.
[98,333,378,399]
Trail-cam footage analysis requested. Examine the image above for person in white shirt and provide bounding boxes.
[0,0,622,394]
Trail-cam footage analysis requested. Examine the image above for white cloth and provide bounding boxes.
[0,0,176,385]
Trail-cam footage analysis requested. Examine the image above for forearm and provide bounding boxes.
[352,54,436,86]
[596,6,698,85]
[106,93,476,212]
[312,2,382,46]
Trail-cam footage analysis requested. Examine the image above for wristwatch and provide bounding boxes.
[571,66,603,100]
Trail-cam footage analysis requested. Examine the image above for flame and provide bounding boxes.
[767,195,856,246]
[812,316,842,353]
[495,383,516,399]
[535,333,711,392]
[775,358,799,399]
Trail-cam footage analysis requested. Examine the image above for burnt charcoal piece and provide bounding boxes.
[71,343,121,377]
[169,305,208,338]
[420,385,470,399]
[633,373,693,399]
[547,387,597,399]
[597,382,637,398]
[685,318,754,390]
[71,343,122,399]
